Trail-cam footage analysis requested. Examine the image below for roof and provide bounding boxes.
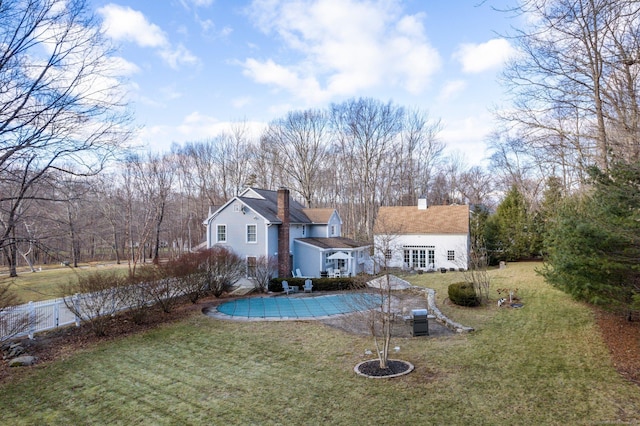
[296,237,370,250]
[302,208,335,224]
[374,205,470,235]
[209,188,339,225]
[238,188,311,224]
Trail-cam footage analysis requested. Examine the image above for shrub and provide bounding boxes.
[269,277,361,292]
[448,282,480,307]
[61,270,129,336]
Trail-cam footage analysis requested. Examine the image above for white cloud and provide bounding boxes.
[98,4,166,47]
[232,96,253,108]
[243,0,441,103]
[135,113,268,152]
[453,38,515,74]
[438,80,467,101]
[159,43,199,69]
[98,4,199,69]
[439,113,495,165]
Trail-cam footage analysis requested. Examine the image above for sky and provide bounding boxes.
[89,0,521,165]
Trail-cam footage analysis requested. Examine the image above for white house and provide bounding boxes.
[373,199,470,271]
[203,187,370,279]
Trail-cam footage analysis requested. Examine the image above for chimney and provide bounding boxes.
[418,197,427,210]
[277,187,291,277]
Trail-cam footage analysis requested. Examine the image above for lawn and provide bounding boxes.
[1,262,639,424]
[0,263,131,304]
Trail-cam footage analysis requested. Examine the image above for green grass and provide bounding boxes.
[1,263,130,304]
[1,262,639,424]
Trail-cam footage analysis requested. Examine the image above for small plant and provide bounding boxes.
[448,282,480,307]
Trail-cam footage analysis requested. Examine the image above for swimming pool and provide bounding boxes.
[215,293,378,319]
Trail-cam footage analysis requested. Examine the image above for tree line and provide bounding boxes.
[2,0,640,316]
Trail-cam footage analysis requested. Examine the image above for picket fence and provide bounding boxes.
[0,280,179,341]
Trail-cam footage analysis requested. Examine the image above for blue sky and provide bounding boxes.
[91,0,520,164]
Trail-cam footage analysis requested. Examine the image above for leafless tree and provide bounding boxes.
[499,0,640,173]
[0,0,132,276]
[360,218,405,369]
[262,109,330,207]
[251,256,277,293]
[331,98,404,240]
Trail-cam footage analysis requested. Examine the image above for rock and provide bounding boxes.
[9,355,37,367]
[7,345,25,359]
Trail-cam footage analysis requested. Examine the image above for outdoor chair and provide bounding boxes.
[282,280,298,295]
[304,279,313,293]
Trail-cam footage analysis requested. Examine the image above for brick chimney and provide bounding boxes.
[277,187,291,277]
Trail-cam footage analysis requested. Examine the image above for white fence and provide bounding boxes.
[1,297,81,341]
[0,279,180,341]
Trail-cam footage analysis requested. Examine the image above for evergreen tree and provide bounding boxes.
[489,185,538,261]
[541,162,640,313]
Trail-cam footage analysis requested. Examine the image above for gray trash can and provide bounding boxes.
[412,309,429,336]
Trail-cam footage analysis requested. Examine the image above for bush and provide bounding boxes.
[269,277,362,292]
[448,282,480,307]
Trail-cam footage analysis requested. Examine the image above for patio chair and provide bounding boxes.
[282,280,298,295]
[304,279,313,293]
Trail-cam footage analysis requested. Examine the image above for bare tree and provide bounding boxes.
[262,109,330,207]
[331,98,404,240]
[251,256,277,293]
[362,216,405,369]
[499,0,640,173]
[0,0,132,276]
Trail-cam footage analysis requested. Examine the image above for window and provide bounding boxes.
[233,203,240,212]
[385,249,392,260]
[247,224,257,243]
[447,250,455,261]
[330,225,336,236]
[302,225,305,236]
[216,225,226,243]
[404,250,410,267]
[247,256,257,278]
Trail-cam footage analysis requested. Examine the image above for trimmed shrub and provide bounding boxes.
[269,277,362,292]
[448,282,480,307]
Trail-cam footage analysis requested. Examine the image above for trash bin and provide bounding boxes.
[412,309,429,336]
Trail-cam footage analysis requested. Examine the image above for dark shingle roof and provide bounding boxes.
[296,237,369,249]
[239,188,311,224]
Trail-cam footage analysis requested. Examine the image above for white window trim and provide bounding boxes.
[216,224,227,243]
[246,224,257,244]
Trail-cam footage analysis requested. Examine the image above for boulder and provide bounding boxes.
[8,355,37,367]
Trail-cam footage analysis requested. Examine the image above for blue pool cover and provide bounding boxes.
[217,293,379,319]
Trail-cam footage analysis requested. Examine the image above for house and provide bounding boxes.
[203,187,370,281]
[373,198,470,271]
